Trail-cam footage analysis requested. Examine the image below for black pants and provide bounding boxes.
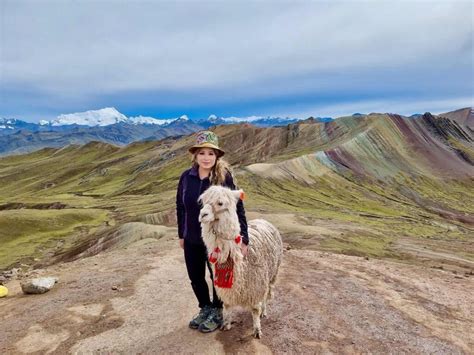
[184,239,223,309]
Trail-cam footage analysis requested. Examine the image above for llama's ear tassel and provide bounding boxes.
[239,191,245,201]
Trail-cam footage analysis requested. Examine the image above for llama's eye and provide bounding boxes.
[217,202,223,206]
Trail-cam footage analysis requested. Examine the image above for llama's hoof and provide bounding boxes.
[221,323,232,331]
[260,312,267,319]
[253,329,262,339]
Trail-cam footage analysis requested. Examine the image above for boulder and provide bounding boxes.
[21,277,58,294]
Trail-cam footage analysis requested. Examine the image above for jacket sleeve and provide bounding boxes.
[176,172,186,239]
[225,173,249,245]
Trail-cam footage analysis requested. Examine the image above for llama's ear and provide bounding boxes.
[233,189,245,201]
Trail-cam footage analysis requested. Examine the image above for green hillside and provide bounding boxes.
[1,113,473,271]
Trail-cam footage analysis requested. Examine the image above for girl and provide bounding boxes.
[176,131,249,333]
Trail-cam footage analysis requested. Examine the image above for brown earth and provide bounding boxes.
[1,228,472,355]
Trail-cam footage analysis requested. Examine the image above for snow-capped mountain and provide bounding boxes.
[202,115,303,127]
[50,107,128,127]
[128,116,175,125]
[46,108,190,127]
[176,115,189,122]
[0,118,43,133]
[197,114,227,128]
[200,114,334,127]
[221,115,276,123]
[0,118,16,129]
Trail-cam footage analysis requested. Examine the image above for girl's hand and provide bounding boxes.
[241,243,248,257]
[179,239,184,249]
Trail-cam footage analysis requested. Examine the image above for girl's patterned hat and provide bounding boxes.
[189,131,225,157]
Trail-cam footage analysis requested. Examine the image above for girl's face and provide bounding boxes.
[196,148,217,170]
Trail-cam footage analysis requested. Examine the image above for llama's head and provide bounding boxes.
[199,186,244,262]
[198,186,242,225]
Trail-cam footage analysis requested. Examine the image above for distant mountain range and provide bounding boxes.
[0,107,332,156]
[1,107,472,157]
[0,107,473,271]
[0,107,311,130]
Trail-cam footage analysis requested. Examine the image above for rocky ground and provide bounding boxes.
[1,230,472,354]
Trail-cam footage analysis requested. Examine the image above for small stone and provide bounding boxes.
[286,245,292,250]
[302,286,307,289]
[111,285,118,290]
[4,268,20,279]
[21,277,58,294]
[365,256,370,260]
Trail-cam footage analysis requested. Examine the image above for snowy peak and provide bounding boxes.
[50,107,128,127]
[0,118,18,125]
[0,118,19,130]
[169,115,191,124]
[128,116,174,126]
[0,125,14,130]
[218,115,304,126]
[220,115,301,123]
[43,109,192,127]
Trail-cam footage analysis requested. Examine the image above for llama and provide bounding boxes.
[198,186,283,338]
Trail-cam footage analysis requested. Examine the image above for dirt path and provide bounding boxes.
[1,236,472,354]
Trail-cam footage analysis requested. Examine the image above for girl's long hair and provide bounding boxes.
[192,149,234,186]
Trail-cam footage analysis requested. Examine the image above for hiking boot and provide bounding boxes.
[189,305,213,329]
[198,307,223,333]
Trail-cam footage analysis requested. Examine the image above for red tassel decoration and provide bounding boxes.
[214,257,234,288]
[235,235,241,244]
[208,247,220,264]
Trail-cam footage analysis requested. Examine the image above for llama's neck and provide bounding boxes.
[213,211,240,239]
[201,210,241,263]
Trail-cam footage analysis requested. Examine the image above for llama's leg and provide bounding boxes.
[261,279,276,318]
[268,275,277,300]
[261,299,267,319]
[261,287,269,318]
[251,303,263,338]
[221,303,232,330]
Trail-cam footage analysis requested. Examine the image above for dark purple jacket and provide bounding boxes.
[176,166,249,245]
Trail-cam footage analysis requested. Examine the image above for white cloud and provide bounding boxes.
[1,0,472,122]
[2,0,472,96]
[285,96,474,118]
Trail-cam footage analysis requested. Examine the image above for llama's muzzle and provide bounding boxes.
[199,204,215,223]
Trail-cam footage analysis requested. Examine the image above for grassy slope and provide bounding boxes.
[0,209,108,269]
[0,114,473,270]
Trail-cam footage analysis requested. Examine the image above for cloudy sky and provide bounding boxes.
[1,0,472,122]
